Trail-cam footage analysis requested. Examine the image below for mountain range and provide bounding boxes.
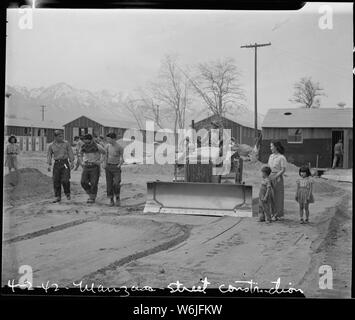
[5,83,133,126]
[5,82,262,129]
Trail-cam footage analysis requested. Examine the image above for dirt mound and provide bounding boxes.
[4,168,53,204]
[312,179,338,194]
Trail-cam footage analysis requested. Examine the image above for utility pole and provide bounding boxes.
[156,104,159,124]
[41,105,46,121]
[241,42,271,142]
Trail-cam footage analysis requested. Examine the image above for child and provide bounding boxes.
[295,166,314,224]
[259,166,273,223]
[5,135,19,172]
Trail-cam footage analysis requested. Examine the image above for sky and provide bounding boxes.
[5,3,353,116]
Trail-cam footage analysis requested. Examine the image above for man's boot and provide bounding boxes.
[109,197,115,207]
[87,195,95,203]
[53,196,61,203]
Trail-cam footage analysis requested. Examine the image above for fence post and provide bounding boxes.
[28,137,32,151]
[22,136,27,151]
[35,137,40,151]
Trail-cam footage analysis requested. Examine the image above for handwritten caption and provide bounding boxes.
[7,276,303,296]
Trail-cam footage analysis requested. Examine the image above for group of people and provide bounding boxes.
[6,133,316,222]
[258,141,315,224]
[47,130,124,206]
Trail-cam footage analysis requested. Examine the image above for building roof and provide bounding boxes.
[262,108,353,128]
[63,115,139,130]
[5,117,63,129]
[193,107,264,130]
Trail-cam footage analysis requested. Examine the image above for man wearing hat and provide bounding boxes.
[79,133,106,203]
[103,132,124,206]
[47,130,75,203]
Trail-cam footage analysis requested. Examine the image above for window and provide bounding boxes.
[288,128,303,143]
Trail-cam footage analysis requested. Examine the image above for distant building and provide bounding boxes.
[4,118,63,151]
[193,110,263,146]
[260,108,353,169]
[63,115,141,143]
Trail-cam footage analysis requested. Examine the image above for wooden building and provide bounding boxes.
[193,111,262,146]
[4,118,63,151]
[260,108,353,169]
[63,115,140,143]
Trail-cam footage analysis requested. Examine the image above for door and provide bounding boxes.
[78,127,88,136]
[331,130,344,168]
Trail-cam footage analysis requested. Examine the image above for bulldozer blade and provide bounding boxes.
[144,181,253,217]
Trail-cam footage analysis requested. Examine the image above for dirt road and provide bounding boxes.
[2,152,352,297]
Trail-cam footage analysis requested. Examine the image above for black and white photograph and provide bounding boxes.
[2,1,353,303]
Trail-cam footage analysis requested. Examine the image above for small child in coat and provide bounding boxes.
[258,166,273,223]
[295,166,314,224]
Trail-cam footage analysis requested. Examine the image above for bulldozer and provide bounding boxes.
[143,134,253,217]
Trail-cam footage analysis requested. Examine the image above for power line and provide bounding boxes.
[241,42,271,141]
[271,46,351,78]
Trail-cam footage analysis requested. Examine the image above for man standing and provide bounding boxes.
[79,134,106,203]
[103,132,124,207]
[47,130,75,203]
[74,136,84,171]
[332,139,344,169]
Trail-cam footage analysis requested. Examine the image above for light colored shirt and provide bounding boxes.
[80,143,106,165]
[268,153,287,173]
[47,141,74,164]
[6,143,20,154]
[105,143,124,165]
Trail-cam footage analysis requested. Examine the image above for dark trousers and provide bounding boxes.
[332,153,343,168]
[81,165,100,199]
[105,164,121,198]
[53,160,71,198]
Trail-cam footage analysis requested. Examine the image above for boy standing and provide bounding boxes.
[258,166,273,223]
[79,134,106,203]
[47,130,75,202]
[104,132,124,207]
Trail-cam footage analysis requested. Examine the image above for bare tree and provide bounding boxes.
[123,96,145,130]
[151,55,191,134]
[138,89,165,129]
[124,89,166,130]
[189,58,245,127]
[289,77,325,108]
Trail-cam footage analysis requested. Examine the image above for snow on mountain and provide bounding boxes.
[5,83,133,125]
